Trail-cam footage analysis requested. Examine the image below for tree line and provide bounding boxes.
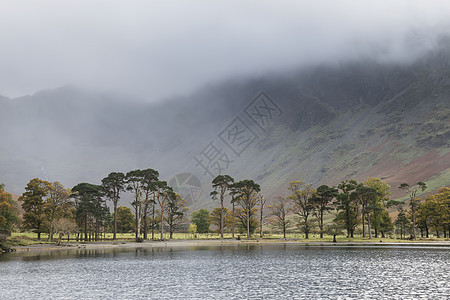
[201,176,449,240]
[1,172,449,242]
[0,168,188,243]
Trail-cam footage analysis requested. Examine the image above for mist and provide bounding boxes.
[1,1,450,100]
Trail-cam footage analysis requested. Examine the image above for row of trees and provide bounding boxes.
[1,172,448,241]
[1,168,188,242]
[207,175,449,240]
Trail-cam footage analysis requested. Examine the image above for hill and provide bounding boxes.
[1,43,449,208]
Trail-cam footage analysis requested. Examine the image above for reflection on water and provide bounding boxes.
[0,244,449,299]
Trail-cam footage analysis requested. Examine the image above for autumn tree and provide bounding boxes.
[210,174,234,238]
[399,182,427,240]
[209,207,232,233]
[417,187,450,238]
[232,179,261,238]
[192,209,210,234]
[268,196,292,239]
[45,182,72,241]
[312,185,338,238]
[258,194,267,238]
[101,172,125,240]
[235,208,259,235]
[289,181,316,239]
[0,184,19,232]
[153,180,174,240]
[116,206,134,233]
[53,217,77,244]
[20,178,50,240]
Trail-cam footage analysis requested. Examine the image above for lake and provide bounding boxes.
[0,244,449,299]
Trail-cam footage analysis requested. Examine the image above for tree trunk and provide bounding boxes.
[151,202,155,240]
[283,225,286,239]
[367,213,372,239]
[220,195,224,239]
[136,204,141,239]
[247,207,250,238]
[411,205,417,241]
[160,210,164,240]
[37,232,41,240]
[319,209,324,238]
[362,209,366,238]
[143,202,148,240]
[113,200,118,240]
[231,201,235,239]
[134,204,139,239]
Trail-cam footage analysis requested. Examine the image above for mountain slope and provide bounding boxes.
[1,44,449,207]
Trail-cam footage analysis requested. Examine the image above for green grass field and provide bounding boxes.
[9,231,448,245]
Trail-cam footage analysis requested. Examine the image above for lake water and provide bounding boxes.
[0,244,449,299]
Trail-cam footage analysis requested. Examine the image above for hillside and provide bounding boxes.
[1,44,449,208]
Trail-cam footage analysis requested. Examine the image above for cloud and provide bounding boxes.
[1,0,450,100]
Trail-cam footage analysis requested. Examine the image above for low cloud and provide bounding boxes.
[1,0,449,100]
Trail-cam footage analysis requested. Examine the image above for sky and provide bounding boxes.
[1,0,450,101]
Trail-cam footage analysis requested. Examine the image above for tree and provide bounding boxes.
[153,181,174,240]
[235,208,259,235]
[126,169,144,239]
[370,209,394,238]
[399,182,427,240]
[45,181,72,241]
[116,206,134,233]
[350,184,381,239]
[192,209,210,234]
[289,181,316,239]
[210,175,234,238]
[139,169,159,239]
[268,196,292,239]
[335,180,358,238]
[364,178,392,238]
[72,183,107,241]
[325,224,344,243]
[231,180,261,238]
[0,184,19,232]
[188,223,197,238]
[52,217,77,244]
[258,194,267,238]
[417,187,450,238]
[209,207,232,233]
[395,207,410,239]
[101,172,125,240]
[312,185,338,238]
[20,178,50,240]
[166,194,187,239]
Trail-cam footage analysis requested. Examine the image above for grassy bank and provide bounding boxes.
[8,231,450,245]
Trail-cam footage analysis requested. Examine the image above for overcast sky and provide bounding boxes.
[1,0,450,101]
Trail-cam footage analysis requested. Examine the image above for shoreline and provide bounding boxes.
[11,239,450,253]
